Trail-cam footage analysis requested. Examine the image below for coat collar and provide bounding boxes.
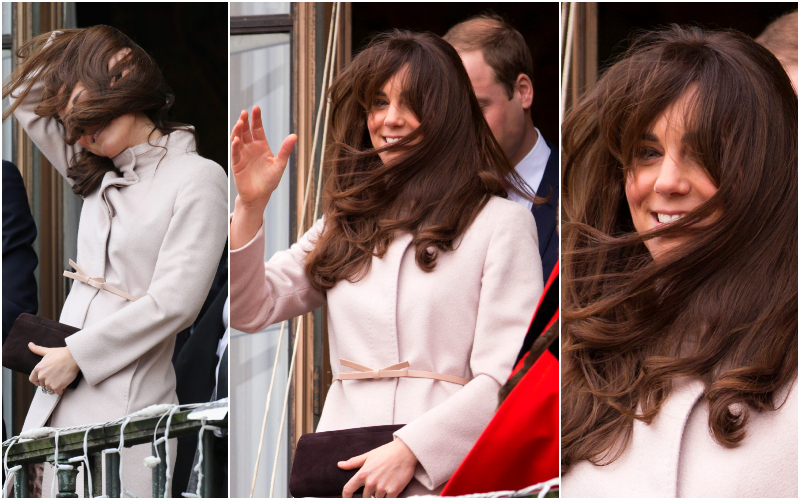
[100,128,196,193]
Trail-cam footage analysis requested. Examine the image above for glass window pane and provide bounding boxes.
[230,2,290,16]
[229,32,291,499]
[2,3,11,35]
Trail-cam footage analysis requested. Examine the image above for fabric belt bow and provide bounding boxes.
[333,359,470,385]
[63,259,139,302]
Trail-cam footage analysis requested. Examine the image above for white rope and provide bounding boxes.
[2,437,20,498]
[161,405,183,498]
[50,429,60,498]
[66,424,102,498]
[247,320,284,498]
[313,1,341,221]
[269,315,303,498]
[560,2,577,123]
[246,3,342,498]
[1,400,226,499]
[191,421,221,498]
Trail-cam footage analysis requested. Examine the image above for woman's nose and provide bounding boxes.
[654,155,690,197]
[383,105,405,128]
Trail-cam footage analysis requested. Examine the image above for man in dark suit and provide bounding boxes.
[3,160,39,443]
[3,160,39,343]
[444,15,558,281]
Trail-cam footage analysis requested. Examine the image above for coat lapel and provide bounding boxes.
[531,141,558,270]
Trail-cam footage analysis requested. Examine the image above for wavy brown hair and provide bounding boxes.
[304,30,538,291]
[561,26,798,472]
[3,25,194,197]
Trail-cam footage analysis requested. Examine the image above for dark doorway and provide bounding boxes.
[76,2,228,172]
[598,3,797,71]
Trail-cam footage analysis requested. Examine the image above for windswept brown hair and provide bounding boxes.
[561,26,798,472]
[304,30,536,291]
[3,25,193,197]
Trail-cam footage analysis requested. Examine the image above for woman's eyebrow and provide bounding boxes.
[641,132,658,142]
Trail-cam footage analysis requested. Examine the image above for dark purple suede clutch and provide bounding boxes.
[2,313,83,390]
[289,424,405,498]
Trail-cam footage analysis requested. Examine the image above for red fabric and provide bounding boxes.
[441,350,559,495]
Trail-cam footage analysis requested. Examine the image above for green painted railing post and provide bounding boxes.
[13,464,29,498]
[151,441,167,498]
[56,466,79,498]
[201,430,216,498]
[105,452,120,498]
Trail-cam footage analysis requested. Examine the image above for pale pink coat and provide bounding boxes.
[230,196,543,494]
[562,377,798,497]
[10,78,227,496]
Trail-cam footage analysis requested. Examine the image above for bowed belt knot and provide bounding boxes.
[333,359,470,386]
[63,259,139,302]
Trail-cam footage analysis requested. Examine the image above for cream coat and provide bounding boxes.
[231,197,543,494]
[562,377,799,497]
[11,81,227,496]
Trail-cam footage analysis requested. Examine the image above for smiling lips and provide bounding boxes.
[384,136,401,145]
[654,212,684,224]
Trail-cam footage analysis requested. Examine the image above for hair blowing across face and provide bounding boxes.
[304,30,532,291]
[561,26,797,472]
[3,25,194,197]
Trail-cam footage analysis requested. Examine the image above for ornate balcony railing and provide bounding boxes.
[2,402,227,498]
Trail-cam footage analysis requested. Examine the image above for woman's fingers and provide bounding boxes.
[275,134,298,169]
[341,472,364,498]
[29,364,41,386]
[251,106,267,142]
[338,452,368,470]
[28,342,49,356]
[240,111,253,144]
[231,136,242,167]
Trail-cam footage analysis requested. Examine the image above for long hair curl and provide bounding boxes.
[561,26,798,472]
[3,25,194,197]
[305,30,539,291]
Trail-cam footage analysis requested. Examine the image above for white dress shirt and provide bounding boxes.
[507,127,551,211]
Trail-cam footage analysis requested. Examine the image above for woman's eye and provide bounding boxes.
[638,147,661,159]
[373,99,388,108]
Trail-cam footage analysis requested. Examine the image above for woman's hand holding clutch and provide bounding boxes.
[339,437,418,498]
[230,105,297,249]
[28,343,80,396]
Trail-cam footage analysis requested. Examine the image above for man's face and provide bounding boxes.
[460,50,531,165]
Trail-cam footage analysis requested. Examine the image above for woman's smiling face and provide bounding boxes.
[366,67,421,165]
[625,91,719,260]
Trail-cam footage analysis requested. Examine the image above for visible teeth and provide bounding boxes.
[385,137,400,144]
[657,213,683,223]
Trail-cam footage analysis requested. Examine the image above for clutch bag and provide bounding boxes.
[2,313,83,390]
[289,424,405,498]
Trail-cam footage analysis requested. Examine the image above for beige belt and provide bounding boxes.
[333,359,470,386]
[63,259,139,302]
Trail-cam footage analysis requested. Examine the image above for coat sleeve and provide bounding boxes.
[8,34,82,183]
[394,202,544,490]
[64,167,228,386]
[229,217,327,333]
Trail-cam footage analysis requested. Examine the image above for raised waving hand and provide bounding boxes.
[230,106,297,249]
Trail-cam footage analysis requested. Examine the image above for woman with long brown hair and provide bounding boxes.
[230,30,543,497]
[561,26,797,496]
[3,26,227,496]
